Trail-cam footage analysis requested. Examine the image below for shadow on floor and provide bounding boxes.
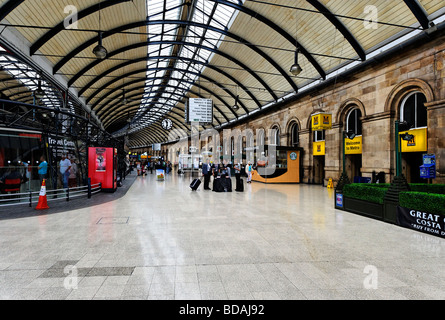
[0,172,138,221]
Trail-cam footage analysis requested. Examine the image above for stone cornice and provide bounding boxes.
[361,111,394,123]
[425,99,445,110]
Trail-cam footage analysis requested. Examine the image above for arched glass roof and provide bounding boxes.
[0,0,444,147]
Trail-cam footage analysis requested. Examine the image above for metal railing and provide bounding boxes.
[0,180,101,208]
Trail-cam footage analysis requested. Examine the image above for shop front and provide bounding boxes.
[252,146,302,183]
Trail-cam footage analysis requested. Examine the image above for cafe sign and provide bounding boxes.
[397,206,445,238]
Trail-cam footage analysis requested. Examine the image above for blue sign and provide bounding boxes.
[420,154,436,179]
[336,193,343,208]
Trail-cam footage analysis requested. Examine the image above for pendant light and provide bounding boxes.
[93,1,107,59]
[290,6,302,76]
[232,93,239,111]
[93,32,107,59]
[290,48,302,76]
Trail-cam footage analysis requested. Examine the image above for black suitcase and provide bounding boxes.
[190,178,201,191]
[236,178,244,192]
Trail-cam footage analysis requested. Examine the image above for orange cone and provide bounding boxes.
[36,179,49,210]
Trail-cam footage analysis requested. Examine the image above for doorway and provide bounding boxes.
[313,155,325,185]
[346,154,362,182]
[402,152,424,183]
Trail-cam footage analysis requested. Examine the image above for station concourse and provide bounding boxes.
[0,0,445,302]
[1,171,445,300]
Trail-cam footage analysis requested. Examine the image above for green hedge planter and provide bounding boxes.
[342,184,389,204]
[340,183,445,228]
[399,192,445,215]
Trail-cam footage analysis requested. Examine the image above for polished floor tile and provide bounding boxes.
[1,171,445,300]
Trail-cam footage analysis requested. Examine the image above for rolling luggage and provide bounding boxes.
[236,178,244,192]
[190,178,201,191]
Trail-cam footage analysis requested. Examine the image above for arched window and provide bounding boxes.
[400,91,427,128]
[346,108,362,136]
[290,122,299,147]
[257,129,265,147]
[271,125,280,146]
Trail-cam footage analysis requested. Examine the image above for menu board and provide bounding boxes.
[186,98,213,124]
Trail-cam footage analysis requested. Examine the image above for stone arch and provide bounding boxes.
[285,117,301,146]
[336,98,366,125]
[385,78,435,119]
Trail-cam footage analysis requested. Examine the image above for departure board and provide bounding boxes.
[186,98,213,124]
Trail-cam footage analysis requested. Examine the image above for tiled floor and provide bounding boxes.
[1,171,445,300]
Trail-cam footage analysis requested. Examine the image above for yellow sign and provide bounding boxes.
[400,127,427,153]
[312,113,332,131]
[313,141,325,156]
[345,136,362,154]
[327,178,334,189]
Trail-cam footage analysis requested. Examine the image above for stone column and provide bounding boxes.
[425,99,445,184]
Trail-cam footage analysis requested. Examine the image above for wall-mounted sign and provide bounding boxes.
[313,141,325,156]
[345,136,362,154]
[186,98,213,124]
[290,152,298,160]
[311,112,332,131]
[400,127,427,153]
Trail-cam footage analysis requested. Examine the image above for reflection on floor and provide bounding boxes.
[1,171,445,300]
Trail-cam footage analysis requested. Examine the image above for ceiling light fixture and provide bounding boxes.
[93,32,107,59]
[290,48,302,76]
[232,95,239,111]
[93,1,107,60]
[290,7,302,76]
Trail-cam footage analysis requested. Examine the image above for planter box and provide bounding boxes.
[343,196,384,220]
[383,201,398,224]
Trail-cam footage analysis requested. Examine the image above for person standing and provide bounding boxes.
[38,155,48,186]
[59,153,71,189]
[234,161,243,191]
[68,156,77,188]
[246,161,253,183]
[202,159,212,190]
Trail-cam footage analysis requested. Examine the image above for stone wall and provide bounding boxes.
[135,31,445,185]
[226,31,445,185]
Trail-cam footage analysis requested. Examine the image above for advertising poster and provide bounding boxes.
[95,147,106,172]
[397,206,445,238]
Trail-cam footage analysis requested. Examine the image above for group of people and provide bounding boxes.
[135,160,172,176]
[201,159,254,192]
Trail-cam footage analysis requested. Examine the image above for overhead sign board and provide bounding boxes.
[186,98,213,124]
[312,112,332,131]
